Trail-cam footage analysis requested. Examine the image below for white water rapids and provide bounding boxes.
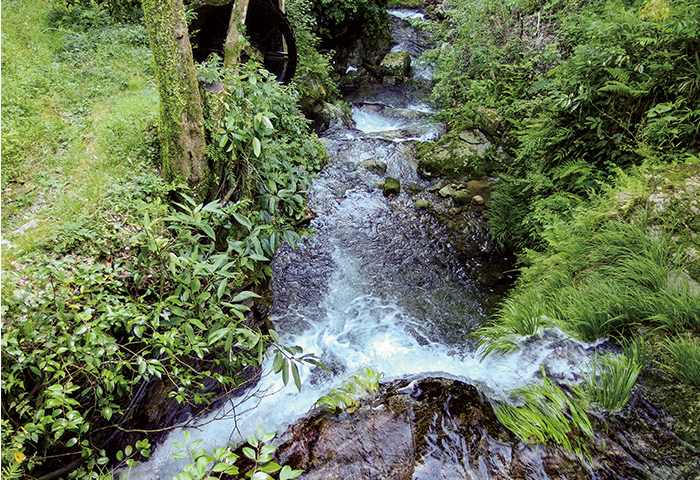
[125,9,601,479]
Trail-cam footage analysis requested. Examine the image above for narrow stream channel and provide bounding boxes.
[129,9,600,479]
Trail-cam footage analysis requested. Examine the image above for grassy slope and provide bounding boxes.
[1,1,163,262]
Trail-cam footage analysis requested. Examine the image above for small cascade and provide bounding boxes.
[127,8,605,479]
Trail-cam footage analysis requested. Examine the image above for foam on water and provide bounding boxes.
[127,245,597,479]
[388,8,425,20]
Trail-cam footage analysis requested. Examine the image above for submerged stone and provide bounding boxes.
[359,158,388,174]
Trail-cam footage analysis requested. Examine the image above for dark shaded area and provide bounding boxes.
[189,0,297,83]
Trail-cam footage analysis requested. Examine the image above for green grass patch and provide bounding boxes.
[657,336,700,388]
[2,1,160,259]
[494,369,593,455]
[583,354,642,413]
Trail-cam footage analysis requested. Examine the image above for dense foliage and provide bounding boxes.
[427,0,699,249]
[1,2,328,478]
[425,0,700,453]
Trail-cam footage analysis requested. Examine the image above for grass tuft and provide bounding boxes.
[583,354,642,412]
[657,336,700,387]
[494,369,593,455]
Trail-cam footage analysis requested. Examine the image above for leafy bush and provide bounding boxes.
[1,196,321,478]
[169,428,302,480]
[50,0,143,25]
[307,0,388,45]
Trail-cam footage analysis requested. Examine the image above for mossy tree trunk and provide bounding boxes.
[223,0,250,69]
[142,0,211,200]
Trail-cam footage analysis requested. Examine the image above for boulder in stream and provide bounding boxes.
[360,158,388,175]
[417,129,493,179]
[383,177,401,196]
[380,51,412,80]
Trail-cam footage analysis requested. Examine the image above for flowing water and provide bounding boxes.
[128,9,601,479]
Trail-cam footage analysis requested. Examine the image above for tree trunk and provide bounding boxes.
[142,0,211,200]
[224,0,251,69]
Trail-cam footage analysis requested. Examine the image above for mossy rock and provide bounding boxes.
[453,190,472,205]
[475,106,502,137]
[414,199,430,209]
[417,142,489,179]
[360,158,388,175]
[380,51,411,80]
[383,177,401,196]
[416,129,494,179]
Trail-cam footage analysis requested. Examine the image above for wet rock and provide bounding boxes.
[472,194,485,205]
[414,199,430,209]
[359,158,388,175]
[311,102,354,132]
[380,51,412,80]
[453,190,472,205]
[466,179,493,201]
[383,177,401,196]
[438,184,457,198]
[417,131,492,179]
[277,377,700,480]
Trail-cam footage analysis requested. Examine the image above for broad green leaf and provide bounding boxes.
[273,352,285,373]
[208,328,230,346]
[251,472,272,480]
[232,213,253,230]
[279,465,303,480]
[232,291,262,302]
[202,224,216,241]
[242,446,257,460]
[292,363,302,391]
[253,137,262,157]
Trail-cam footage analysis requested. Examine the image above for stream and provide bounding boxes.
[129,9,607,479]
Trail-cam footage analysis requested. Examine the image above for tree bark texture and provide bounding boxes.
[224,0,251,69]
[142,0,211,200]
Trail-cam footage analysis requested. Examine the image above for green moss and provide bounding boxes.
[387,0,422,7]
[639,369,700,449]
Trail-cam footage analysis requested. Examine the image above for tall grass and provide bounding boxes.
[583,354,642,412]
[494,369,593,455]
[477,212,697,355]
[658,337,700,387]
[474,291,555,358]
